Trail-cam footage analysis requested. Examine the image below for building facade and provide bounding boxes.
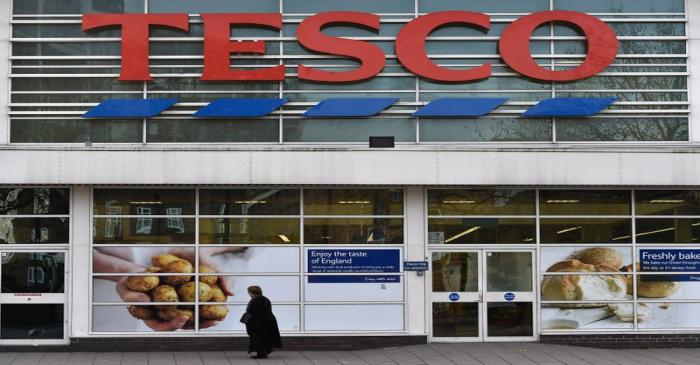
[0,0,699,349]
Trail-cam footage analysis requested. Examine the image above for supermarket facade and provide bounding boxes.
[1,0,700,349]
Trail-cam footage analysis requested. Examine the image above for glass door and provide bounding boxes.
[0,250,67,345]
[430,249,536,342]
[483,250,536,341]
[430,251,482,341]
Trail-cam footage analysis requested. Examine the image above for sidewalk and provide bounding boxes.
[1,343,699,365]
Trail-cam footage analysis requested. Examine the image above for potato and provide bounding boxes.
[128,305,155,320]
[200,305,229,321]
[209,286,227,303]
[151,284,179,309]
[146,266,161,273]
[199,265,218,287]
[151,254,180,268]
[177,281,213,302]
[162,259,193,286]
[157,307,194,321]
[126,274,159,292]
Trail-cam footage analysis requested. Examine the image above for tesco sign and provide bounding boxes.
[82,11,618,83]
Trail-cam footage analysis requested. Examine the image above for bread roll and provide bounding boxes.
[621,264,680,298]
[569,248,623,269]
[608,303,651,322]
[542,259,627,308]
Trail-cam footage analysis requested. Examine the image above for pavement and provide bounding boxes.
[1,342,700,365]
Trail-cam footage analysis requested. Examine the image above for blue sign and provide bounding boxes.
[640,249,700,272]
[404,261,429,271]
[504,292,515,301]
[308,275,400,283]
[307,249,401,273]
[448,293,460,301]
[83,97,614,119]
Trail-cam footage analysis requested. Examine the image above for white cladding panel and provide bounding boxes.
[2,148,700,186]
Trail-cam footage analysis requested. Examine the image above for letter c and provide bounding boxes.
[499,11,618,81]
[396,11,492,82]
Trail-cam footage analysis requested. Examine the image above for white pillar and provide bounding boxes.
[70,186,91,337]
[405,186,427,335]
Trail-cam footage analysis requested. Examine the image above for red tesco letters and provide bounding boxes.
[82,11,618,83]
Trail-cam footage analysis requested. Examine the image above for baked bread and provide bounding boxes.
[569,247,623,269]
[608,303,651,322]
[542,259,627,308]
[621,264,680,298]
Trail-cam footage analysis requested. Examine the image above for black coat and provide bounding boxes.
[245,295,282,353]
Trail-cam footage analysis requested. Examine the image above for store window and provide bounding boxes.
[90,188,405,334]
[0,188,70,245]
[427,190,536,244]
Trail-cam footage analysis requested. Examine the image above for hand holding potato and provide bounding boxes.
[125,252,231,331]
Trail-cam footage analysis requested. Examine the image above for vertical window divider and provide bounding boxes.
[194,187,200,333]
[535,188,542,338]
[299,187,305,332]
[631,189,638,331]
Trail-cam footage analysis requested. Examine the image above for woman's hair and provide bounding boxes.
[247,285,263,296]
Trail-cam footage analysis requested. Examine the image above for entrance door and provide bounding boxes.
[430,249,536,342]
[0,250,68,345]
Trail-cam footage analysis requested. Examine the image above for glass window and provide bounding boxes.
[540,190,631,215]
[432,302,478,337]
[146,119,280,143]
[199,189,300,216]
[553,0,684,13]
[283,118,416,143]
[1,252,65,293]
[420,0,548,12]
[541,246,631,272]
[432,252,479,292]
[486,252,532,292]
[487,303,533,337]
[635,218,700,244]
[304,304,404,331]
[540,218,632,244]
[93,218,196,245]
[428,190,535,216]
[199,218,300,244]
[635,191,700,216]
[13,0,144,14]
[0,188,69,215]
[428,218,536,244]
[0,218,69,244]
[93,189,195,215]
[11,119,143,144]
[285,0,414,13]
[304,189,403,216]
[419,118,552,142]
[638,303,700,329]
[1,304,64,340]
[555,118,689,142]
[304,218,404,245]
[148,0,279,12]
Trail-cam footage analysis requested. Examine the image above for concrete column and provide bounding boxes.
[405,186,427,335]
[70,186,91,337]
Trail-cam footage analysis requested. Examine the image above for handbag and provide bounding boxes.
[239,312,252,324]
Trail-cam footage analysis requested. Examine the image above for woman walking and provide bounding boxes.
[242,286,282,359]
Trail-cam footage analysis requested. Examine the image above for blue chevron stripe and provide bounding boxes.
[194,98,287,118]
[304,98,398,117]
[82,98,177,118]
[523,97,616,117]
[413,98,508,117]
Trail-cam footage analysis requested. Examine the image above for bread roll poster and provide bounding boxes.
[541,246,700,330]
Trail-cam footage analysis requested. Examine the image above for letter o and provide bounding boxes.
[499,11,618,81]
